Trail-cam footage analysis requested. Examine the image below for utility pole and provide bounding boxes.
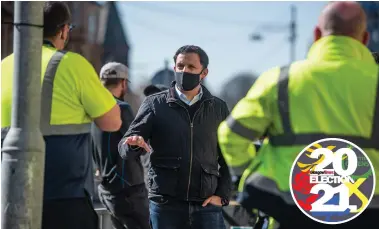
[289,4,297,63]
[250,4,298,63]
[2,2,45,229]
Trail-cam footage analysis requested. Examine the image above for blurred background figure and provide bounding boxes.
[143,84,169,97]
[219,72,258,111]
[140,83,168,189]
[92,62,150,229]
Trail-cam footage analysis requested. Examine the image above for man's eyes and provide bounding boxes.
[176,65,196,70]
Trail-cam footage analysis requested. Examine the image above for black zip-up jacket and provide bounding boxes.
[118,82,232,203]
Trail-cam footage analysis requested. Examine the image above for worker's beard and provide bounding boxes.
[119,85,127,101]
[64,35,70,48]
[119,92,125,101]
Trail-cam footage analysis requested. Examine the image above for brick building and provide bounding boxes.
[1,1,141,112]
[1,1,14,59]
[1,2,129,71]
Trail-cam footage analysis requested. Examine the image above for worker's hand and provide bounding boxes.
[202,195,222,207]
[124,135,151,153]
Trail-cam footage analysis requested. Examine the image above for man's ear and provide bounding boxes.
[314,27,322,42]
[201,68,208,80]
[363,31,370,46]
[58,30,64,40]
[61,25,69,40]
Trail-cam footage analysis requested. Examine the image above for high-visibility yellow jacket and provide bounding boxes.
[1,43,116,199]
[218,35,379,207]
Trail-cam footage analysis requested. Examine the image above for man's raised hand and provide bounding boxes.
[124,135,151,153]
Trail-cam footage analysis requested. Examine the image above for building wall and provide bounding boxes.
[102,2,129,67]
[1,2,104,72]
[65,1,104,72]
[1,1,141,114]
[1,1,14,60]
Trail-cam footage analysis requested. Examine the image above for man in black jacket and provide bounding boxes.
[119,45,232,229]
[92,62,150,229]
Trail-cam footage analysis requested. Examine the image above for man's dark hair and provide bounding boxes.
[373,52,379,64]
[43,2,71,38]
[101,78,125,89]
[173,45,209,69]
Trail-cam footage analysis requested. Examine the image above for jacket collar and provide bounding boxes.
[307,35,376,63]
[166,81,213,103]
[43,40,56,49]
[113,95,123,102]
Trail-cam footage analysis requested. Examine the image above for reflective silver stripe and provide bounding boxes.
[277,65,291,133]
[270,134,379,149]
[245,173,379,208]
[269,65,379,150]
[40,51,90,136]
[230,161,252,176]
[226,116,261,141]
[2,51,90,138]
[41,123,91,136]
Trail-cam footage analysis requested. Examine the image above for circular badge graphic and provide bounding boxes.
[289,138,375,224]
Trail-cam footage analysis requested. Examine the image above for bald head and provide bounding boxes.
[315,1,369,44]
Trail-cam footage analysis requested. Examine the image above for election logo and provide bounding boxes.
[289,138,375,224]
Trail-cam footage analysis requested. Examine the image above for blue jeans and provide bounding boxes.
[149,197,226,229]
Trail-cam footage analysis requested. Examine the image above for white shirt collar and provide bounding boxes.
[175,85,203,106]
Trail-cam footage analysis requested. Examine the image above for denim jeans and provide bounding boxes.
[149,196,226,229]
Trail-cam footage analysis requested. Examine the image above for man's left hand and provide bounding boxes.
[202,195,222,207]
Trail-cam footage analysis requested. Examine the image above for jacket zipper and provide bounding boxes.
[174,99,211,200]
[188,122,194,200]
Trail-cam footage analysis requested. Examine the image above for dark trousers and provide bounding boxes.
[42,197,98,229]
[149,197,226,229]
[99,185,150,229]
[240,185,378,229]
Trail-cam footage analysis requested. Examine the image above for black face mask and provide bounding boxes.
[175,71,201,91]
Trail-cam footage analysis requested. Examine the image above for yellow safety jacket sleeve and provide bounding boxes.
[218,67,280,169]
[1,55,14,128]
[73,53,116,118]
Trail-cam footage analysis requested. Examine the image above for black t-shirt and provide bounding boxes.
[91,97,142,194]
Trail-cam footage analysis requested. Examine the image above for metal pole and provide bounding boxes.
[2,1,45,229]
[289,5,297,63]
